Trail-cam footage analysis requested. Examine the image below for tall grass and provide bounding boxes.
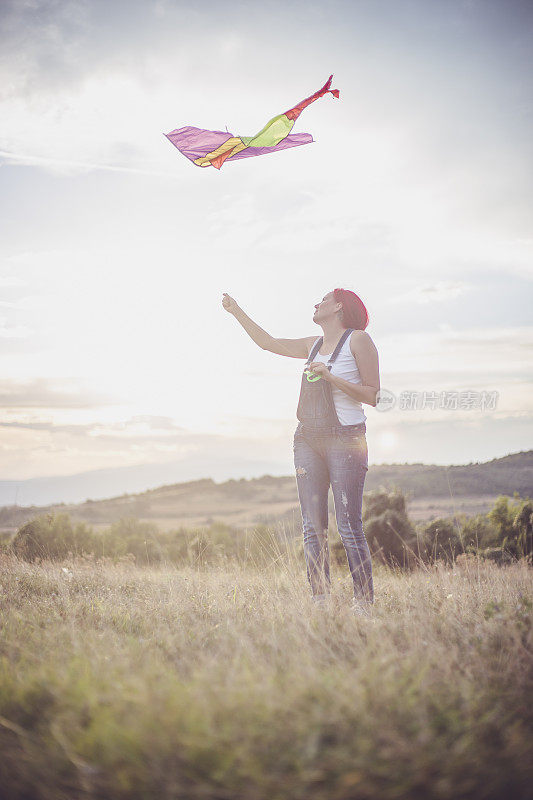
[0,543,532,799]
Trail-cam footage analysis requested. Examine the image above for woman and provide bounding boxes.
[222,289,380,615]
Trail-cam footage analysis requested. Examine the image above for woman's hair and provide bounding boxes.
[333,288,369,330]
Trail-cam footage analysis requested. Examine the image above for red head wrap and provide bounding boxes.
[333,288,369,330]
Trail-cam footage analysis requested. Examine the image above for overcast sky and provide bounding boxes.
[1,0,532,499]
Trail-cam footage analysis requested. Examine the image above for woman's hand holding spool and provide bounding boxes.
[306,362,332,381]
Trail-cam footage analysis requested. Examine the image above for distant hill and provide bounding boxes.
[1,450,531,532]
[366,450,533,497]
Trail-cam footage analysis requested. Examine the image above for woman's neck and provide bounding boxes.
[319,320,347,349]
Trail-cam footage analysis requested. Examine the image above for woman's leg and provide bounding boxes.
[293,430,331,598]
[327,431,374,604]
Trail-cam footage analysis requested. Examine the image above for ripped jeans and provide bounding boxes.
[293,422,374,604]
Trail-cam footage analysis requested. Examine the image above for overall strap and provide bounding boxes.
[306,337,324,365]
[305,328,354,368]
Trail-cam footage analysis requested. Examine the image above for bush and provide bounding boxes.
[488,494,533,559]
[100,517,170,563]
[10,514,299,569]
[11,514,96,562]
[417,518,463,565]
[362,487,417,569]
[479,546,518,565]
[459,513,499,550]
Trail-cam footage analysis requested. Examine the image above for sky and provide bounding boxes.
[1,0,532,504]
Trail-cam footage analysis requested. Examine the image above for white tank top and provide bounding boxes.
[310,333,367,425]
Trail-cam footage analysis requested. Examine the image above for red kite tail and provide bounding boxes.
[284,74,340,121]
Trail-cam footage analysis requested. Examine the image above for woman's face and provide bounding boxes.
[313,292,338,321]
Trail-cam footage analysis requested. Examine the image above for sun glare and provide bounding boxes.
[377,429,398,451]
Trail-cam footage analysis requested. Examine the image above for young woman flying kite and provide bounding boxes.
[222,290,380,616]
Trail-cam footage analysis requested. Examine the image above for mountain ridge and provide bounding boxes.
[1,450,531,532]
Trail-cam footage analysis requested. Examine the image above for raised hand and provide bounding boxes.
[222,293,240,315]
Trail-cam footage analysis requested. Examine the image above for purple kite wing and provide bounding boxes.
[164,126,234,164]
[226,132,314,160]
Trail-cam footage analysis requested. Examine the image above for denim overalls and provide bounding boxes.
[293,328,374,604]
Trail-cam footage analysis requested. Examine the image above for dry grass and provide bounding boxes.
[0,549,532,800]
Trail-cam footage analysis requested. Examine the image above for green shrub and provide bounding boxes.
[10,514,299,569]
[417,518,463,565]
[11,514,96,561]
[353,487,417,569]
[98,517,162,563]
[459,513,499,550]
[488,494,533,558]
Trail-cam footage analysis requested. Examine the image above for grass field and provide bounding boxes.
[1,549,532,800]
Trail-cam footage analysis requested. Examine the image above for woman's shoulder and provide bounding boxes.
[349,330,377,358]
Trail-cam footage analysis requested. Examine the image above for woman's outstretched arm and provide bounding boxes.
[222,293,314,359]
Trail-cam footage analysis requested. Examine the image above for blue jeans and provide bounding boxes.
[293,422,374,604]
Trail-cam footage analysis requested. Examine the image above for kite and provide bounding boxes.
[164,74,339,170]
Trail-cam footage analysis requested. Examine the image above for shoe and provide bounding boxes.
[350,599,373,618]
[312,593,330,609]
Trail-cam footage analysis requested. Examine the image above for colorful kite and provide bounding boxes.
[164,75,339,170]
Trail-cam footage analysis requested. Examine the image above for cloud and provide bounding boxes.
[386,281,471,305]
[129,415,184,431]
[0,148,172,177]
[0,420,91,435]
[0,275,27,288]
[0,378,118,409]
[0,318,32,338]
[0,414,186,437]
[0,1,86,99]
[378,325,533,382]
[0,295,47,311]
